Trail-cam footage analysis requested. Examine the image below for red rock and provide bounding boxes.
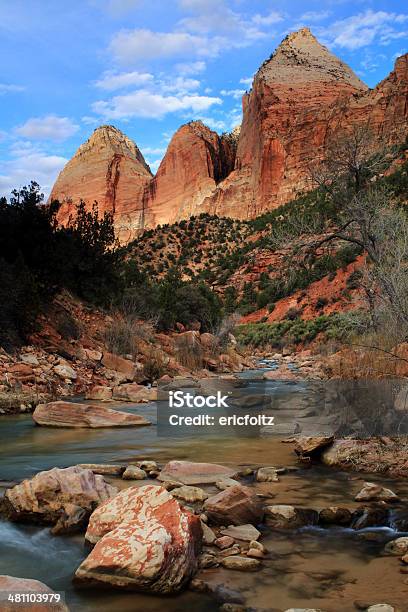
[85,385,113,401]
[0,576,68,612]
[294,436,334,456]
[101,352,135,380]
[158,460,237,485]
[204,485,263,526]
[145,121,236,226]
[51,125,152,243]
[112,383,157,403]
[48,30,408,236]
[32,400,151,428]
[76,485,202,593]
[3,466,117,532]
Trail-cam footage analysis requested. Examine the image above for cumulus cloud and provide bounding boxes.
[15,116,79,141]
[92,90,221,120]
[239,76,253,87]
[95,70,154,90]
[252,11,284,27]
[0,146,67,198]
[220,88,245,99]
[109,29,215,64]
[176,60,206,75]
[297,11,331,23]
[320,10,408,50]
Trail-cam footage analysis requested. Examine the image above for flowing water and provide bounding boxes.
[0,373,407,611]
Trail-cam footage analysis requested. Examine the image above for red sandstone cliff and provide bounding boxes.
[50,125,152,243]
[50,28,408,239]
[144,121,237,226]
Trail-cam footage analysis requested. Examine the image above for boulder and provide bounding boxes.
[122,466,147,480]
[0,576,69,612]
[220,524,261,542]
[256,467,279,482]
[101,352,135,380]
[355,482,399,503]
[264,505,318,529]
[319,507,352,526]
[85,386,112,401]
[76,485,202,593]
[215,535,235,549]
[215,478,240,490]
[351,506,388,530]
[204,486,263,526]
[294,436,334,456]
[83,349,102,362]
[171,486,208,503]
[112,383,157,403]
[367,606,395,612]
[2,466,117,533]
[158,460,236,485]
[33,401,151,428]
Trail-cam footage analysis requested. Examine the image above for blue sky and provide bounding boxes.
[0,0,407,198]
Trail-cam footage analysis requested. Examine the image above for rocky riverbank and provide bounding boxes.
[1,458,407,611]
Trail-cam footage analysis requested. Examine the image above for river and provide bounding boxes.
[0,372,407,611]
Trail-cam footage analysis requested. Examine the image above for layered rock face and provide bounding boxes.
[50,29,408,238]
[203,28,368,217]
[144,121,237,226]
[50,125,152,243]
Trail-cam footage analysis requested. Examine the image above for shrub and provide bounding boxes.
[143,348,168,381]
[175,333,204,370]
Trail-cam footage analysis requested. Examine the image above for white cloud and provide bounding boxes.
[194,116,226,131]
[321,10,408,50]
[146,158,162,173]
[160,76,200,93]
[240,76,253,87]
[176,60,206,75]
[220,88,245,99]
[252,11,284,26]
[15,116,79,141]
[109,29,215,63]
[0,83,25,95]
[141,146,167,155]
[92,90,221,120]
[297,11,331,23]
[0,147,67,198]
[95,70,153,90]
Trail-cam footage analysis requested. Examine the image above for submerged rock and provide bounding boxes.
[221,555,261,571]
[256,467,279,482]
[77,464,125,476]
[158,460,236,485]
[0,575,69,612]
[204,486,263,526]
[33,401,151,428]
[76,485,202,593]
[2,466,117,534]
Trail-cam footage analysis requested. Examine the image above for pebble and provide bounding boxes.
[221,556,261,571]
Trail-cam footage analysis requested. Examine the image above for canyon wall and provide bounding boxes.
[50,28,408,241]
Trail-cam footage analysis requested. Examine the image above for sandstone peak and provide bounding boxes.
[258,27,367,89]
[74,124,151,175]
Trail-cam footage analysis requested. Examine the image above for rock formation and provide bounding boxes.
[144,121,237,226]
[50,125,152,243]
[50,28,408,240]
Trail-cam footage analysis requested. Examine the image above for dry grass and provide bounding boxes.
[175,334,204,371]
[102,313,154,357]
